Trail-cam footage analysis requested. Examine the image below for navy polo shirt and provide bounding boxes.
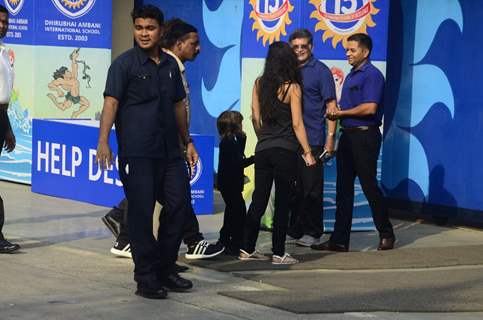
[301,56,336,146]
[339,61,384,128]
[104,45,186,159]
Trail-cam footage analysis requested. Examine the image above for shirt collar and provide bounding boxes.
[134,45,168,66]
[301,55,317,69]
[163,49,185,73]
[351,60,371,73]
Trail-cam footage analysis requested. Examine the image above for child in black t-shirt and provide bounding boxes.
[216,111,254,255]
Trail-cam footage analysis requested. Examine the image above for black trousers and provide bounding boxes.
[118,157,190,287]
[0,136,5,241]
[219,187,246,250]
[243,148,297,257]
[0,194,5,241]
[289,145,324,238]
[117,195,203,246]
[330,128,394,247]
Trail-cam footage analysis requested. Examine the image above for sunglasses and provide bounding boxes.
[292,44,310,50]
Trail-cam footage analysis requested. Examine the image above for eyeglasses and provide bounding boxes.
[292,44,309,50]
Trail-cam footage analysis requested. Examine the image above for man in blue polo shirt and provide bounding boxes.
[96,5,196,299]
[288,29,337,247]
[312,33,395,252]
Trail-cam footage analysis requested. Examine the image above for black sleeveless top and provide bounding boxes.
[255,84,298,153]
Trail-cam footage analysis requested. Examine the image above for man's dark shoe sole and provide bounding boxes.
[378,236,396,251]
[310,241,348,252]
[175,263,189,273]
[135,288,168,299]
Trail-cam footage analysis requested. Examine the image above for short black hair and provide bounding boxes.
[0,4,9,17]
[161,18,198,49]
[289,29,313,45]
[347,33,373,55]
[131,5,164,26]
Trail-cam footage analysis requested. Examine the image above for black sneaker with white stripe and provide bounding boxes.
[185,240,224,260]
[110,240,132,258]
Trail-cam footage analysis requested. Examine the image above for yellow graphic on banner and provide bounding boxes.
[61,0,87,9]
[309,0,379,48]
[8,0,20,5]
[249,0,294,46]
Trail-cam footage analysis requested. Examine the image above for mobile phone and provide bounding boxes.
[318,148,328,160]
[319,148,333,163]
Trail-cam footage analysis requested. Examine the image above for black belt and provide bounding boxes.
[341,126,378,132]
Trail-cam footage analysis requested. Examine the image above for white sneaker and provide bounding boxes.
[238,249,269,261]
[272,253,299,265]
[295,235,320,247]
[110,241,132,258]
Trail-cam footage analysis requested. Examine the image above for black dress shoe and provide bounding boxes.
[162,273,193,292]
[378,236,395,251]
[175,263,189,273]
[135,285,168,299]
[310,240,348,252]
[0,239,20,254]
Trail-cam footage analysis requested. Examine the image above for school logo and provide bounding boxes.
[189,158,203,186]
[309,0,379,48]
[4,0,25,16]
[51,0,96,19]
[249,0,294,46]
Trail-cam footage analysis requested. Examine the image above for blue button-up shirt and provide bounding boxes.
[104,45,186,159]
[339,61,384,128]
[301,56,336,146]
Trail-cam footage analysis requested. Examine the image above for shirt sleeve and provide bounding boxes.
[171,65,187,103]
[318,66,337,104]
[103,60,128,101]
[361,71,385,105]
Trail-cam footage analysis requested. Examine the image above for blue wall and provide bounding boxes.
[382,0,483,215]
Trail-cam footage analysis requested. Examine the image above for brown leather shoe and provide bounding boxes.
[378,237,395,251]
[310,241,348,252]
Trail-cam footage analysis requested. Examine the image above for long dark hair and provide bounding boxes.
[258,41,301,121]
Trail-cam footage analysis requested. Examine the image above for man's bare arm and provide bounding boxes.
[96,96,118,169]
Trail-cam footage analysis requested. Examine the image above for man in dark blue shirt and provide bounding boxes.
[312,33,395,252]
[96,5,196,299]
[288,29,337,247]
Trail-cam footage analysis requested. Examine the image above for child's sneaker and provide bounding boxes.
[238,249,269,261]
[272,253,298,265]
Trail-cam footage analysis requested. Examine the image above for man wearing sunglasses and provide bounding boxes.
[288,29,337,247]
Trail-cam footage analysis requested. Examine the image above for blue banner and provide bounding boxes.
[2,0,34,44]
[35,0,112,49]
[31,119,214,213]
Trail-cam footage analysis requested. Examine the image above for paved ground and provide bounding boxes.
[1,181,483,319]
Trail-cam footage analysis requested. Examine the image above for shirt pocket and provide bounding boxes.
[128,72,159,103]
[348,85,362,106]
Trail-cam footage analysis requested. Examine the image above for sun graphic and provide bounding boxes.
[8,0,21,5]
[249,0,294,46]
[309,0,379,49]
[61,0,86,9]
